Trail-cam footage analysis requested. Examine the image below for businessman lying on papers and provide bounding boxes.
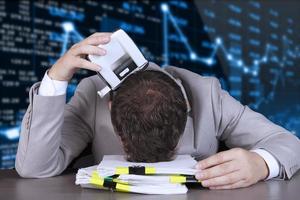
[16,29,300,190]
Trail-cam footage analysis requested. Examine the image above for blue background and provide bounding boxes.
[0,0,299,169]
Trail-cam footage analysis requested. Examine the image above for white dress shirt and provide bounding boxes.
[38,71,280,180]
[38,71,68,96]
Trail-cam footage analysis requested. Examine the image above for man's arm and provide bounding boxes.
[15,33,111,178]
[15,75,96,178]
[213,78,300,178]
[195,78,300,189]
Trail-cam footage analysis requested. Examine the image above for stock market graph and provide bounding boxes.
[0,0,299,169]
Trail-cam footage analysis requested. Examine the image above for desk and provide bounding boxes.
[0,170,299,200]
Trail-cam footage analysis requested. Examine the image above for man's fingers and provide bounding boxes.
[81,34,111,46]
[209,180,247,190]
[196,160,238,181]
[71,45,106,56]
[89,32,112,38]
[197,150,235,170]
[201,170,243,187]
[74,58,101,71]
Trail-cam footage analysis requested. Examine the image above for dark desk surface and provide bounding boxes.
[0,170,299,200]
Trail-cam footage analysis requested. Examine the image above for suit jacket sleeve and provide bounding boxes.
[15,78,96,178]
[211,78,300,179]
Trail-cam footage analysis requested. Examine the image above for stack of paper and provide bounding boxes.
[75,155,200,194]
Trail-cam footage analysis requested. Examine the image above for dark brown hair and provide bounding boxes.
[111,70,187,162]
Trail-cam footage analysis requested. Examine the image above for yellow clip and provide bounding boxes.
[90,171,104,186]
[145,167,156,174]
[112,179,129,185]
[90,171,130,191]
[116,167,129,174]
[169,176,186,183]
[116,183,130,192]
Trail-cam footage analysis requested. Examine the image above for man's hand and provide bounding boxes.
[48,32,111,81]
[195,148,269,190]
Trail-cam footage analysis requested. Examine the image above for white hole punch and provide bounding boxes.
[88,29,149,98]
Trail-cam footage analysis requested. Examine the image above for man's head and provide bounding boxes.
[111,70,188,163]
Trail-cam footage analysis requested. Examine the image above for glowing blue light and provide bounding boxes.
[206,58,213,65]
[227,54,233,61]
[56,21,84,56]
[243,67,249,73]
[190,52,197,60]
[0,127,20,140]
[252,70,258,76]
[254,60,259,65]
[215,37,222,45]
[262,57,267,62]
[237,60,243,67]
[161,4,169,12]
[62,22,74,32]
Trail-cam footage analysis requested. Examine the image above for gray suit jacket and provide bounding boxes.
[15,62,300,179]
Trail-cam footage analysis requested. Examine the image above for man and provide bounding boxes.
[16,33,300,190]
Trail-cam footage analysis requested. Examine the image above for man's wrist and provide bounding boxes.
[48,66,64,81]
[251,151,269,180]
[250,149,280,180]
